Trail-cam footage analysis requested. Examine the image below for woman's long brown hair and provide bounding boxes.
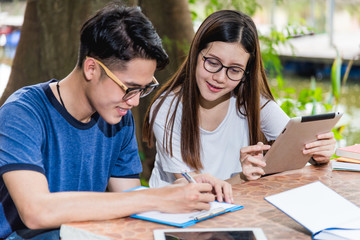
[143,10,274,171]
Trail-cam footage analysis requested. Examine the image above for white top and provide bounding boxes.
[149,93,289,188]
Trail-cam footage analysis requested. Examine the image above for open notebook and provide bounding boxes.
[265,181,360,240]
[129,186,243,227]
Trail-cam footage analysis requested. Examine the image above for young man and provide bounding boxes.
[0,3,232,239]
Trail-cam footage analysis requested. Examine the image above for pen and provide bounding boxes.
[181,171,197,183]
[193,207,226,220]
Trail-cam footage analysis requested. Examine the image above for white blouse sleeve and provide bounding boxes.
[260,98,290,141]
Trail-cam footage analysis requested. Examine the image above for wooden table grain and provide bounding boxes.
[60,164,360,240]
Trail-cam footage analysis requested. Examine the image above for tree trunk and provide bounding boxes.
[0,0,111,105]
[135,0,195,181]
[0,0,194,183]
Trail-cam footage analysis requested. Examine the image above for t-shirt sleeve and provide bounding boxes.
[151,97,192,173]
[110,111,142,177]
[260,99,290,141]
[0,102,45,176]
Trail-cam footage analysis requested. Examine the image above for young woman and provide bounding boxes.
[143,10,335,187]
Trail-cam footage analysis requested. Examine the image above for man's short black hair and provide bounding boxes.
[78,2,169,70]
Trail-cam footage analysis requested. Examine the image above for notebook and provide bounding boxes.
[128,186,243,227]
[265,181,360,240]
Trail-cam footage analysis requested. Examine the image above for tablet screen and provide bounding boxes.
[153,228,267,240]
[164,230,255,240]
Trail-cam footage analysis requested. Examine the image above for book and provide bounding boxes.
[332,159,360,172]
[129,186,243,228]
[265,181,360,240]
[336,144,360,160]
[335,157,360,164]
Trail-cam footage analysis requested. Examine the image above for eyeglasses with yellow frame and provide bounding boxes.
[86,56,159,101]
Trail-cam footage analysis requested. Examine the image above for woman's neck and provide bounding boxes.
[198,93,231,131]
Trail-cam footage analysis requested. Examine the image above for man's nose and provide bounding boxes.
[125,92,141,107]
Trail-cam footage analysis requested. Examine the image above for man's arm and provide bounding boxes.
[107,177,140,192]
[3,170,215,230]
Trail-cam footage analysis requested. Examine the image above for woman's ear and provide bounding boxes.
[83,57,97,82]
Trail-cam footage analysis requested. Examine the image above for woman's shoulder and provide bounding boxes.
[151,90,182,121]
[155,91,180,109]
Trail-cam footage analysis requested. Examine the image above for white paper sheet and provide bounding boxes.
[265,181,360,238]
[135,201,238,224]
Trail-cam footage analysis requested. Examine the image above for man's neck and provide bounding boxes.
[51,68,95,123]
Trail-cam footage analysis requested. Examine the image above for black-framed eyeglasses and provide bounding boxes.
[87,56,159,101]
[200,52,246,81]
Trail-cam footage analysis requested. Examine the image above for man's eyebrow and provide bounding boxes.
[126,82,142,87]
[125,80,153,88]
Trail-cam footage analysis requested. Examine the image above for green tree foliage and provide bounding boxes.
[189,0,259,19]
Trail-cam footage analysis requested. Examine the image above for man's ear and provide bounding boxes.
[83,57,98,81]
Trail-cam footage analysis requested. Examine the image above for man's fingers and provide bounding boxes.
[198,192,215,203]
[193,201,212,211]
[193,173,234,202]
[194,182,213,192]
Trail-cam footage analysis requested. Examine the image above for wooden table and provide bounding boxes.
[60,164,360,240]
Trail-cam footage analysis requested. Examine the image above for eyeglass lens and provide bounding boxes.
[123,85,156,100]
[203,57,245,81]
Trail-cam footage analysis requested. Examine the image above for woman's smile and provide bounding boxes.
[206,81,223,93]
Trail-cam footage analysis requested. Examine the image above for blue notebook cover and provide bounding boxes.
[127,186,244,228]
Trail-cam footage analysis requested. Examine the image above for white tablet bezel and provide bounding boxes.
[153,227,267,240]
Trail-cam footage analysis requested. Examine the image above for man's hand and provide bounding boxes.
[193,173,233,204]
[174,172,233,203]
[154,183,215,213]
[240,142,270,181]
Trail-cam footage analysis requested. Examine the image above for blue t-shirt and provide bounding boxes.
[0,80,142,238]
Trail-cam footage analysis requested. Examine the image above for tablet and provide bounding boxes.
[153,228,267,240]
[263,112,342,175]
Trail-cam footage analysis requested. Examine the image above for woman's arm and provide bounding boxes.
[238,100,287,181]
[239,142,270,181]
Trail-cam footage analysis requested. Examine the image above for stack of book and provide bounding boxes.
[332,144,360,171]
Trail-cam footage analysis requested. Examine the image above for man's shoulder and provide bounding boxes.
[2,81,50,108]
[0,81,55,128]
